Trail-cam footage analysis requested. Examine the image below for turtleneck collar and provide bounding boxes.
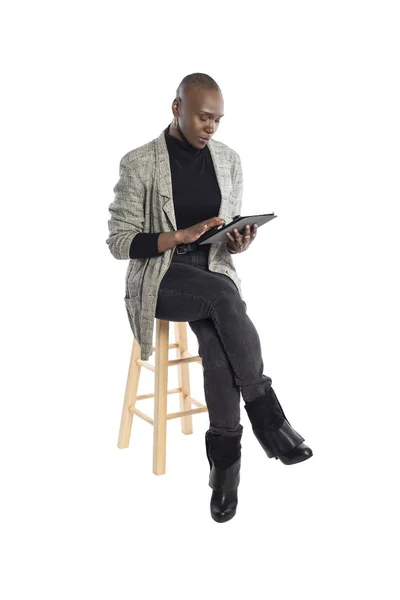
[164,123,206,156]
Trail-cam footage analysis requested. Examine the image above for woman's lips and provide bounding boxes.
[199,137,210,144]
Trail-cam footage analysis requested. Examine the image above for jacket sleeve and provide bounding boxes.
[128,232,164,258]
[106,157,146,260]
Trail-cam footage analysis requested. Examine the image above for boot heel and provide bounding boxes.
[252,428,277,458]
[265,447,277,459]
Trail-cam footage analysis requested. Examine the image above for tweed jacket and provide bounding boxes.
[106,128,244,361]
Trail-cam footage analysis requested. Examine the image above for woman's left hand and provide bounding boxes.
[225,224,257,253]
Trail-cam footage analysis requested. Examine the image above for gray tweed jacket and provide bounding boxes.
[106,128,244,361]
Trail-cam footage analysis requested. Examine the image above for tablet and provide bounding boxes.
[197,213,277,244]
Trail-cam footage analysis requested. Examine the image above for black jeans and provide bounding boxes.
[155,245,272,436]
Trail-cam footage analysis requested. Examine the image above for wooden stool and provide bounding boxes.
[117,320,208,475]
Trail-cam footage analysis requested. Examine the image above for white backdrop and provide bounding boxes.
[1,1,399,598]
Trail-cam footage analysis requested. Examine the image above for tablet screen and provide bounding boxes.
[197,213,276,244]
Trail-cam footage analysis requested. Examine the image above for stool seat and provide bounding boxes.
[117,320,207,475]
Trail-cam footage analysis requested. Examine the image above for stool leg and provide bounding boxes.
[175,322,193,435]
[118,338,142,449]
[153,319,169,475]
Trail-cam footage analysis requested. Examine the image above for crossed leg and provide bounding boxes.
[155,259,273,434]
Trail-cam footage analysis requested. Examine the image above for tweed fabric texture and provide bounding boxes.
[106,129,244,361]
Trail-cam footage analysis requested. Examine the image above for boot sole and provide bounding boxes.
[255,433,313,465]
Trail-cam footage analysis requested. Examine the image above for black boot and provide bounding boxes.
[205,430,242,523]
[244,387,313,465]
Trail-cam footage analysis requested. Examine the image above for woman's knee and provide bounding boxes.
[211,287,244,315]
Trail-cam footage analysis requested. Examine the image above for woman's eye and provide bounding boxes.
[200,116,221,124]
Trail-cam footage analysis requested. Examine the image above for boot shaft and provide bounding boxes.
[205,430,242,469]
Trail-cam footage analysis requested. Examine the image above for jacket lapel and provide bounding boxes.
[155,131,176,230]
[155,130,231,232]
[208,141,231,223]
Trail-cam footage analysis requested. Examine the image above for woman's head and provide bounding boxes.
[171,73,224,149]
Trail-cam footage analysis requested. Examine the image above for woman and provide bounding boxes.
[106,73,313,524]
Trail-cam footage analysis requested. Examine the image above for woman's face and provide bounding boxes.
[174,87,224,149]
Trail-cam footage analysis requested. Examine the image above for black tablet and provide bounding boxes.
[197,213,277,244]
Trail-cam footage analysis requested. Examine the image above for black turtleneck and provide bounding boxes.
[128,124,222,258]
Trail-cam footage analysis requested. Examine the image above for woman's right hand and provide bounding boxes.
[176,217,225,245]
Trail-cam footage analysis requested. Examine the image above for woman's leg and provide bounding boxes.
[156,249,244,523]
[156,248,312,468]
[155,250,243,432]
[155,254,273,404]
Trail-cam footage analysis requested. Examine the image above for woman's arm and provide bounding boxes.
[107,156,185,259]
[106,157,146,260]
[128,231,181,258]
